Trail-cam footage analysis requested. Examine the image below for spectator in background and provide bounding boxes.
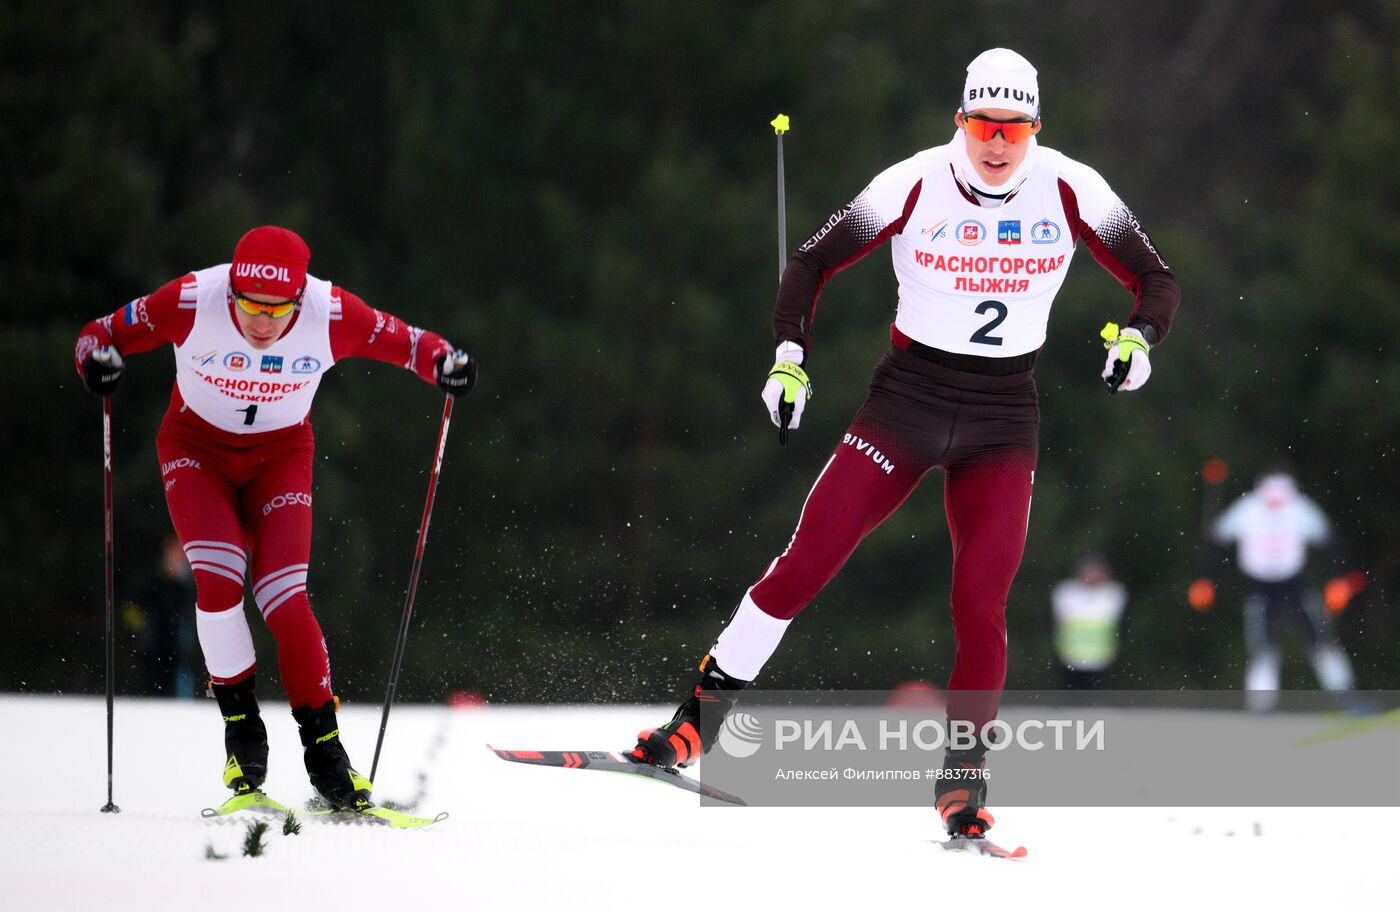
[1189,465,1366,712]
[1051,553,1127,689]
[125,534,199,697]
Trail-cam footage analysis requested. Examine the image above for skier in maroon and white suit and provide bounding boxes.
[75,226,476,810]
[631,49,1179,839]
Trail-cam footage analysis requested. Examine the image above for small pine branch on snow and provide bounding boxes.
[242,820,270,857]
[282,810,302,835]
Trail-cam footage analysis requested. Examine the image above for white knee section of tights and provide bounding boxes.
[709,591,791,682]
[197,602,256,680]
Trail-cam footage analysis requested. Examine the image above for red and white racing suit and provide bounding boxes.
[75,265,452,708]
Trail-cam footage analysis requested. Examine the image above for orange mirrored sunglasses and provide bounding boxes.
[962,114,1037,144]
[233,292,298,319]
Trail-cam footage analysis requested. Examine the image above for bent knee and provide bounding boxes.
[185,540,247,608]
[253,564,310,619]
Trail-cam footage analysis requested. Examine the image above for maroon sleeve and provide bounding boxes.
[774,176,923,355]
[73,275,195,376]
[1058,179,1179,345]
[328,288,453,385]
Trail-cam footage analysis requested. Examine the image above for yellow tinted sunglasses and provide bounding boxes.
[233,292,298,319]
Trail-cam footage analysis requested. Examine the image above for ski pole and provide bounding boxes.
[100,394,120,814]
[771,113,796,443]
[370,393,455,784]
[772,112,790,284]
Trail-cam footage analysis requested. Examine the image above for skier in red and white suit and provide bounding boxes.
[631,49,1179,838]
[75,226,476,809]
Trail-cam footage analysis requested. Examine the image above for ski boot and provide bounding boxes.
[212,676,269,796]
[934,744,995,837]
[630,655,747,768]
[292,699,373,811]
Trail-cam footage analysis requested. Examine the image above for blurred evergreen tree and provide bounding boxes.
[3,1,1395,702]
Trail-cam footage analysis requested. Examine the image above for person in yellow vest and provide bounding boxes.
[1050,554,1126,689]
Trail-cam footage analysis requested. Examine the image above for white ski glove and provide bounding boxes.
[1100,323,1151,393]
[760,341,811,444]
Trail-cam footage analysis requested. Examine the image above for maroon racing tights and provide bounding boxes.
[745,345,1038,726]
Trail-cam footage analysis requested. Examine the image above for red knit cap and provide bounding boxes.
[230,226,311,298]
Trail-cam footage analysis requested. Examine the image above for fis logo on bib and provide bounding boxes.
[291,355,321,374]
[191,350,218,367]
[956,220,986,246]
[224,352,251,372]
[1031,219,1061,244]
[997,220,1022,245]
[260,355,284,373]
[921,219,949,241]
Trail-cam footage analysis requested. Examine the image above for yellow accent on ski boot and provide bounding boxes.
[212,676,268,791]
[293,699,374,811]
[223,755,250,790]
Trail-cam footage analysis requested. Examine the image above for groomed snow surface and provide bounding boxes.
[1,695,1391,911]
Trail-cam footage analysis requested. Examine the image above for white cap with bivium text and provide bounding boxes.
[963,48,1039,118]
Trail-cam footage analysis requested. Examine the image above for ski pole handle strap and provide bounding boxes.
[768,361,812,404]
[762,358,812,445]
[435,350,477,396]
[83,345,125,396]
[1100,322,1150,361]
[1099,322,1152,393]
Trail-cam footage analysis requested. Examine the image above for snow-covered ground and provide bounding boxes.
[1,695,1391,910]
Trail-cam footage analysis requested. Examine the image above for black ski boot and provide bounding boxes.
[292,700,373,811]
[212,676,268,795]
[630,655,748,768]
[935,744,996,837]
